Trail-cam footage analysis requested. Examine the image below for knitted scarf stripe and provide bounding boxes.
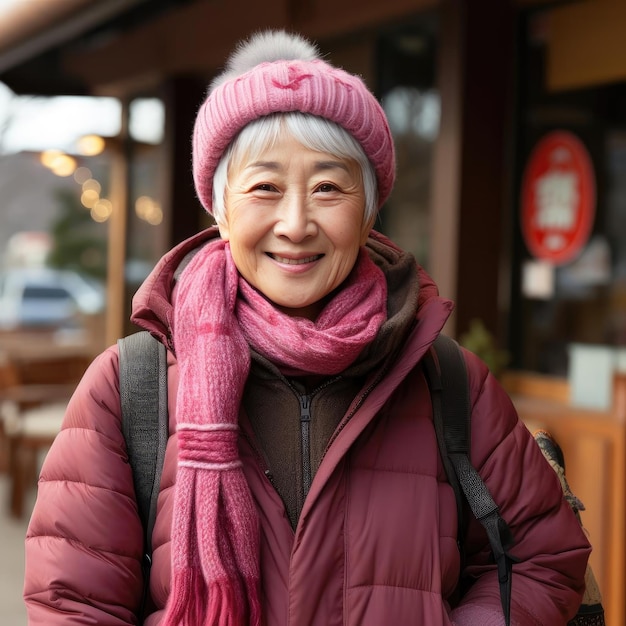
[163,237,387,625]
[178,423,242,471]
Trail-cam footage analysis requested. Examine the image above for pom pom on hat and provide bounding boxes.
[209,30,320,90]
[192,29,396,214]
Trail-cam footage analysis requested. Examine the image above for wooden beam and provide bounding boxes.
[0,0,94,51]
[0,0,148,73]
[105,105,130,347]
[62,0,289,94]
[62,0,440,95]
[294,0,439,41]
[512,0,574,6]
[430,0,515,341]
[429,0,463,335]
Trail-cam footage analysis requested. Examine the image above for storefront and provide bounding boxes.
[511,2,626,375]
[503,6,626,623]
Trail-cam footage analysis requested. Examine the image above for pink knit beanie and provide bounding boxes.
[192,29,396,214]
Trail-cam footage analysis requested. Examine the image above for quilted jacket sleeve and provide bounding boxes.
[450,349,591,626]
[24,346,145,625]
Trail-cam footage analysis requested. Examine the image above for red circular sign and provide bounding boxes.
[520,131,596,265]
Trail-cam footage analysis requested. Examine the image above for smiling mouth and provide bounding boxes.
[270,253,323,265]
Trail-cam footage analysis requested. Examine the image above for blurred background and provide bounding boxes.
[1,0,625,623]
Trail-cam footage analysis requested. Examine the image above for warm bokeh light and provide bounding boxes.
[39,149,63,168]
[91,198,113,222]
[76,134,106,156]
[80,188,100,208]
[40,149,78,176]
[135,195,163,225]
[82,178,102,194]
[145,206,163,225]
[135,195,152,216]
[49,154,77,177]
[73,166,92,184]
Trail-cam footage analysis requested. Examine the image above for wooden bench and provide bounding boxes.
[0,351,90,517]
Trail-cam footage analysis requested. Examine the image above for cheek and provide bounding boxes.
[330,241,362,281]
[227,241,255,280]
[224,221,264,272]
[326,202,370,246]
[219,208,255,247]
[330,219,367,251]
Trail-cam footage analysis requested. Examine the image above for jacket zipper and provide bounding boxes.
[293,377,338,499]
[242,372,339,501]
[299,394,312,497]
[295,370,387,498]
[254,363,391,500]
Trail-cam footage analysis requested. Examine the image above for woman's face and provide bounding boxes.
[218,133,373,320]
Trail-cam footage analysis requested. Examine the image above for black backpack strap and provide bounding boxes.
[424,334,515,626]
[117,330,168,620]
[424,335,468,543]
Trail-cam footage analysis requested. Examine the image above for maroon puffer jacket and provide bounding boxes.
[24,229,590,625]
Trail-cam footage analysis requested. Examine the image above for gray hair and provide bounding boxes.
[211,112,378,226]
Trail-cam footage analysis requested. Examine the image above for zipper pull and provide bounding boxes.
[300,394,311,422]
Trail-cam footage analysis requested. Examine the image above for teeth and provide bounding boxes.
[273,254,319,265]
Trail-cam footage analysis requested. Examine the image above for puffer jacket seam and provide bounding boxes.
[349,584,445,593]
[350,467,436,475]
[50,427,126,453]
[25,534,139,559]
[36,478,132,498]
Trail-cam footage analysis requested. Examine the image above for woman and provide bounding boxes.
[24,30,590,625]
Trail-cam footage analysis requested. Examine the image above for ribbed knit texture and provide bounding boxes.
[192,31,396,214]
[163,238,387,625]
[163,239,259,626]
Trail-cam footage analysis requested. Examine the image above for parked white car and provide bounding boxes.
[0,268,105,330]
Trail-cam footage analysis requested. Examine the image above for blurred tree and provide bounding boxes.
[459,318,510,378]
[47,188,108,280]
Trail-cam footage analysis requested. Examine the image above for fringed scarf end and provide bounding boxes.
[162,568,206,625]
[205,580,247,626]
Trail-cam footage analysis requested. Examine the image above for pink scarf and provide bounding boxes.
[163,238,387,625]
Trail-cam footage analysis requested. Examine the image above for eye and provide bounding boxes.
[253,183,277,192]
[316,182,339,193]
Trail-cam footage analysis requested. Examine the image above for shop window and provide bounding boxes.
[376,18,440,269]
[123,96,167,335]
[510,10,626,376]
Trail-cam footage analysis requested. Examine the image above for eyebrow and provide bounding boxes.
[247,160,350,173]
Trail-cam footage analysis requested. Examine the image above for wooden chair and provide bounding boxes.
[0,352,85,517]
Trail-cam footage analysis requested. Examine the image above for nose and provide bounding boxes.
[273,191,317,242]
